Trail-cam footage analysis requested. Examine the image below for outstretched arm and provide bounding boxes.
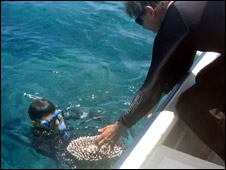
[96,8,196,147]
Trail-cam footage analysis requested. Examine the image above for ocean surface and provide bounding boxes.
[1,1,156,169]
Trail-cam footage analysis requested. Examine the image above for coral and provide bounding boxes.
[67,135,123,161]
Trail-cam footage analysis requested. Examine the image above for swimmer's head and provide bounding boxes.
[28,99,66,130]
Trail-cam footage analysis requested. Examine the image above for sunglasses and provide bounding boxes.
[135,11,146,26]
[39,110,64,128]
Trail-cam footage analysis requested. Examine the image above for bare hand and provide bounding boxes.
[96,121,128,148]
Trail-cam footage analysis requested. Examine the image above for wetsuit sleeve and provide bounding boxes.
[118,5,196,128]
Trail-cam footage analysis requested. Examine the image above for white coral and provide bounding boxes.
[67,135,123,161]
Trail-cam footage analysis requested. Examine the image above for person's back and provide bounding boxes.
[172,1,225,53]
[156,1,225,161]
[172,1,225,161]
[152,1,225,94]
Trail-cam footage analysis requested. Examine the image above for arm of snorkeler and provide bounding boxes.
[64,115,80,120]
[63,108,83,120]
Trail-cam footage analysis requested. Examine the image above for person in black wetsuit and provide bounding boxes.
[96,1,225,161]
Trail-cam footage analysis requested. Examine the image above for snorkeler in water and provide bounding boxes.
[27,98,130,168]
[28,99,76,167]
[28,99,105,168]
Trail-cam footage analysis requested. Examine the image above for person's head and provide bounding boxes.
[28,99,65,130]
[124,1,173,33]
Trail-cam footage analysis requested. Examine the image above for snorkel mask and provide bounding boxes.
[39,110,67,130]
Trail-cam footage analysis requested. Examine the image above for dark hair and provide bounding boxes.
[28,99,56,121]
[124,1,170,18]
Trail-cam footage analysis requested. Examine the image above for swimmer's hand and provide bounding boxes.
[96,121,128,149]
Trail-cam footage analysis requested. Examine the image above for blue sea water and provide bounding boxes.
[1,1,156,169]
